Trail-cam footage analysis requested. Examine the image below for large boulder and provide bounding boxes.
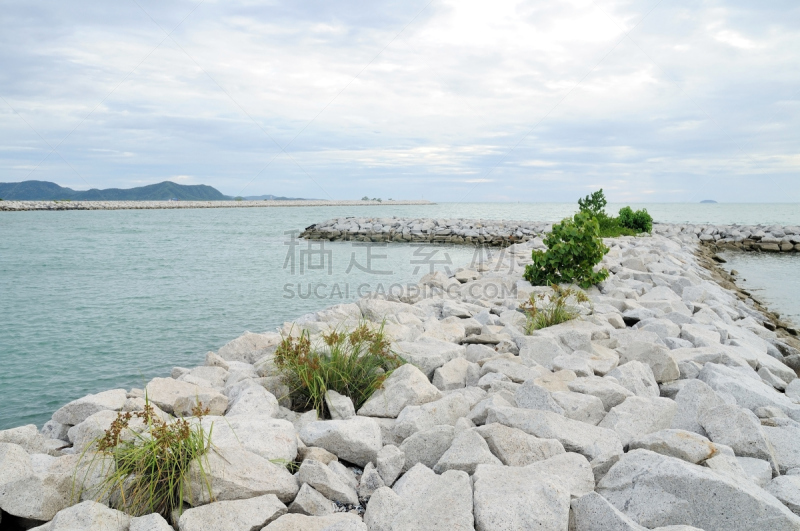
[399,425,455,472]
[296,459,358,505]
[597,449,800,530]
[201,416,297,462]
[598,396,677,447]
[52,389,127,426]
[517,336,568,369]
[628,429,720,464]
[607,361,659,398]
[671,379,727,436]
[475,423,565,467]
[185,446,299,505]
[699,404,778,469]
[699,363,800,421]
[130,513,173,531]
[567,376,634,411]
[433,429,502,474]
[392,339,465,378]
[764,425,800,474]
[29,501,130,531]
[767,476,800,517]
[217,331,281,364]
[570,491,647,531]
[358,364,441,418]
[393,393,471,440]
[177,494,287,531]
[225,385,280,417]
[486,406,622,463]
[144,377,228,416]
[299,417,382,467]
[0,425,56,455]
[263,513,365,531]
[472,464,570,531]
[617,342,679,382]
[527,452,595,498]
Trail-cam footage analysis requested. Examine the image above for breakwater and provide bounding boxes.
[0,199,434,212]
[301,217,800,252]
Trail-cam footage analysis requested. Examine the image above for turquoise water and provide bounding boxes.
[1,203,798,430]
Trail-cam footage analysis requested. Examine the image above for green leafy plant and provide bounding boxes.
[275,321,403,416]
[523,211,610,289]
[520,284,592,332]
[596,216,637,238]
[75,399,213,522]
[578,188,608,219]
[618,206,653,233]
[362,196,369,201]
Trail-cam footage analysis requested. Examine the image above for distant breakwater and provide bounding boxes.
[301,217,800,253]
[0,199,434,212]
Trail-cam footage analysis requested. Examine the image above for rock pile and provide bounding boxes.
[0,200,433,212]
[301,217,800,252]
[2,232,800,530]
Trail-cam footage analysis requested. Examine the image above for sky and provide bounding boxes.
[0,0,798,202]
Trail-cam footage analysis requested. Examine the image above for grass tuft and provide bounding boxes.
[275,321,403,416]
[75,399,213,523]
[521,284,592,333]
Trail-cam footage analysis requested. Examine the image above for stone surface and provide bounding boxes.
[393,393,471,440]
[472,464,570,531]
[567,376,634,411]
[130,513,174,531]
[376,444,405,487]
[527,451,595,498]
[201,416,297,462]
[358,364,442,418]
[598,396,677,446]
[517,335,568,369]
[433,358,477,391]
[392,339,465,378]
[617,342,680,383]
[671,379,727,436]
[699,404,777,468]
[607,361,659,398]
[764,425,800,474]
[225,385,280,417]
[288,483,335,516]
[476,422,565,466]
[298,446,338,465]
[551,391,606,425]
[144,377,228,415]
[177,494,287,531]
[486,406,622,463]
[766,476,800,516]
[358,462,385,500]
[263,513,364,531]
[597,449,800,530]
[296,459,358,505]
[628,429,719,464]
[299,417,382,467]
[399,425,455,471]
[433,428,502,474]
[31,501,130,531]
[217,331,281,364]
[51,389,127,426]
[736,457,773,487]
[324,390,356,420]
[570,491,647,531]
[186,446,299,505]
[514,380,564,414]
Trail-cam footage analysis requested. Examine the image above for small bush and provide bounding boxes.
[76,400,213,522]
[275,322,403,416]
[618,206,653,233]
[523,211,610,289]
[596,216,638,238]
[520,285,591,333]
[578,189,607,219]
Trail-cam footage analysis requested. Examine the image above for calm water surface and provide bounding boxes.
[1,202,798,429]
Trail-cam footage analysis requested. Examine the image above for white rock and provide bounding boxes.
[597,449,800,530]
[476,422,565,466]
[617,342,679,383]
[387,467,475,530]
[225,385,280,417]
[551,391,606,425]
[177,494,287,531]
[51,389,127,426]
[699,404,777,469]
[467,394,513,425]
[628,429,720,464]
[201,416,297,462]
[358,364,442,418]
[144,377,227,416]
[766,476,800,516]
[607,361,659,398]
[567,376,634,411]
[480,358,547,383]
[570,491,647,531]
[263,513,364,531]
[433,429,502,474]
[296,459,358,505]
[598,396,677,446]
[185,446,299,505]
[433,358,478,391]
[376,444,405,487]
[472,464,570,531]
[217,331,281,364]
[392,339,465,378]
[681,324,722,347]
[517,335,568,369]
[299,416,382,467]
[670,379,727,436]
[31,501,130,531]
[0,425,51,454]
[514,381,564,414]
[288,483,335,516]
[527,451,595,498]
[486,406,623,463]
[364,487,405,531]
[130,513,173,531]
[399,425,455,471]
[393,393,471,440]
[357,462,385,500]
[764,425,800,474]
[324,390,355,420]
[736,457,773,487]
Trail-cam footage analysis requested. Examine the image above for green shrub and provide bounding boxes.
[523,211,610,289]
[76,400,213,522]
[578,188,607,218]
[596,216,638,238]
[275,322,403,416]
[618,206,653,233]
[520,285,591,333]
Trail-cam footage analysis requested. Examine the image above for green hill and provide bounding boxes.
[0,180,229,201]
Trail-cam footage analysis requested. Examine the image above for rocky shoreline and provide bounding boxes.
[3,228,800,530]
[0,200,434,212]
[301,217,800,253]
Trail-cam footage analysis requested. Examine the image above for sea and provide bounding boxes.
[1,202,798,430]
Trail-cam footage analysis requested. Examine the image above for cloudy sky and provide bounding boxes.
[1,0,798,202]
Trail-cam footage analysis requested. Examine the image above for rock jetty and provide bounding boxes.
[2,231,800,530]
[0,200,433,212]
[301,217,800,252]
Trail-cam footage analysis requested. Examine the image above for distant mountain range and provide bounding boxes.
[0,181,309,201]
